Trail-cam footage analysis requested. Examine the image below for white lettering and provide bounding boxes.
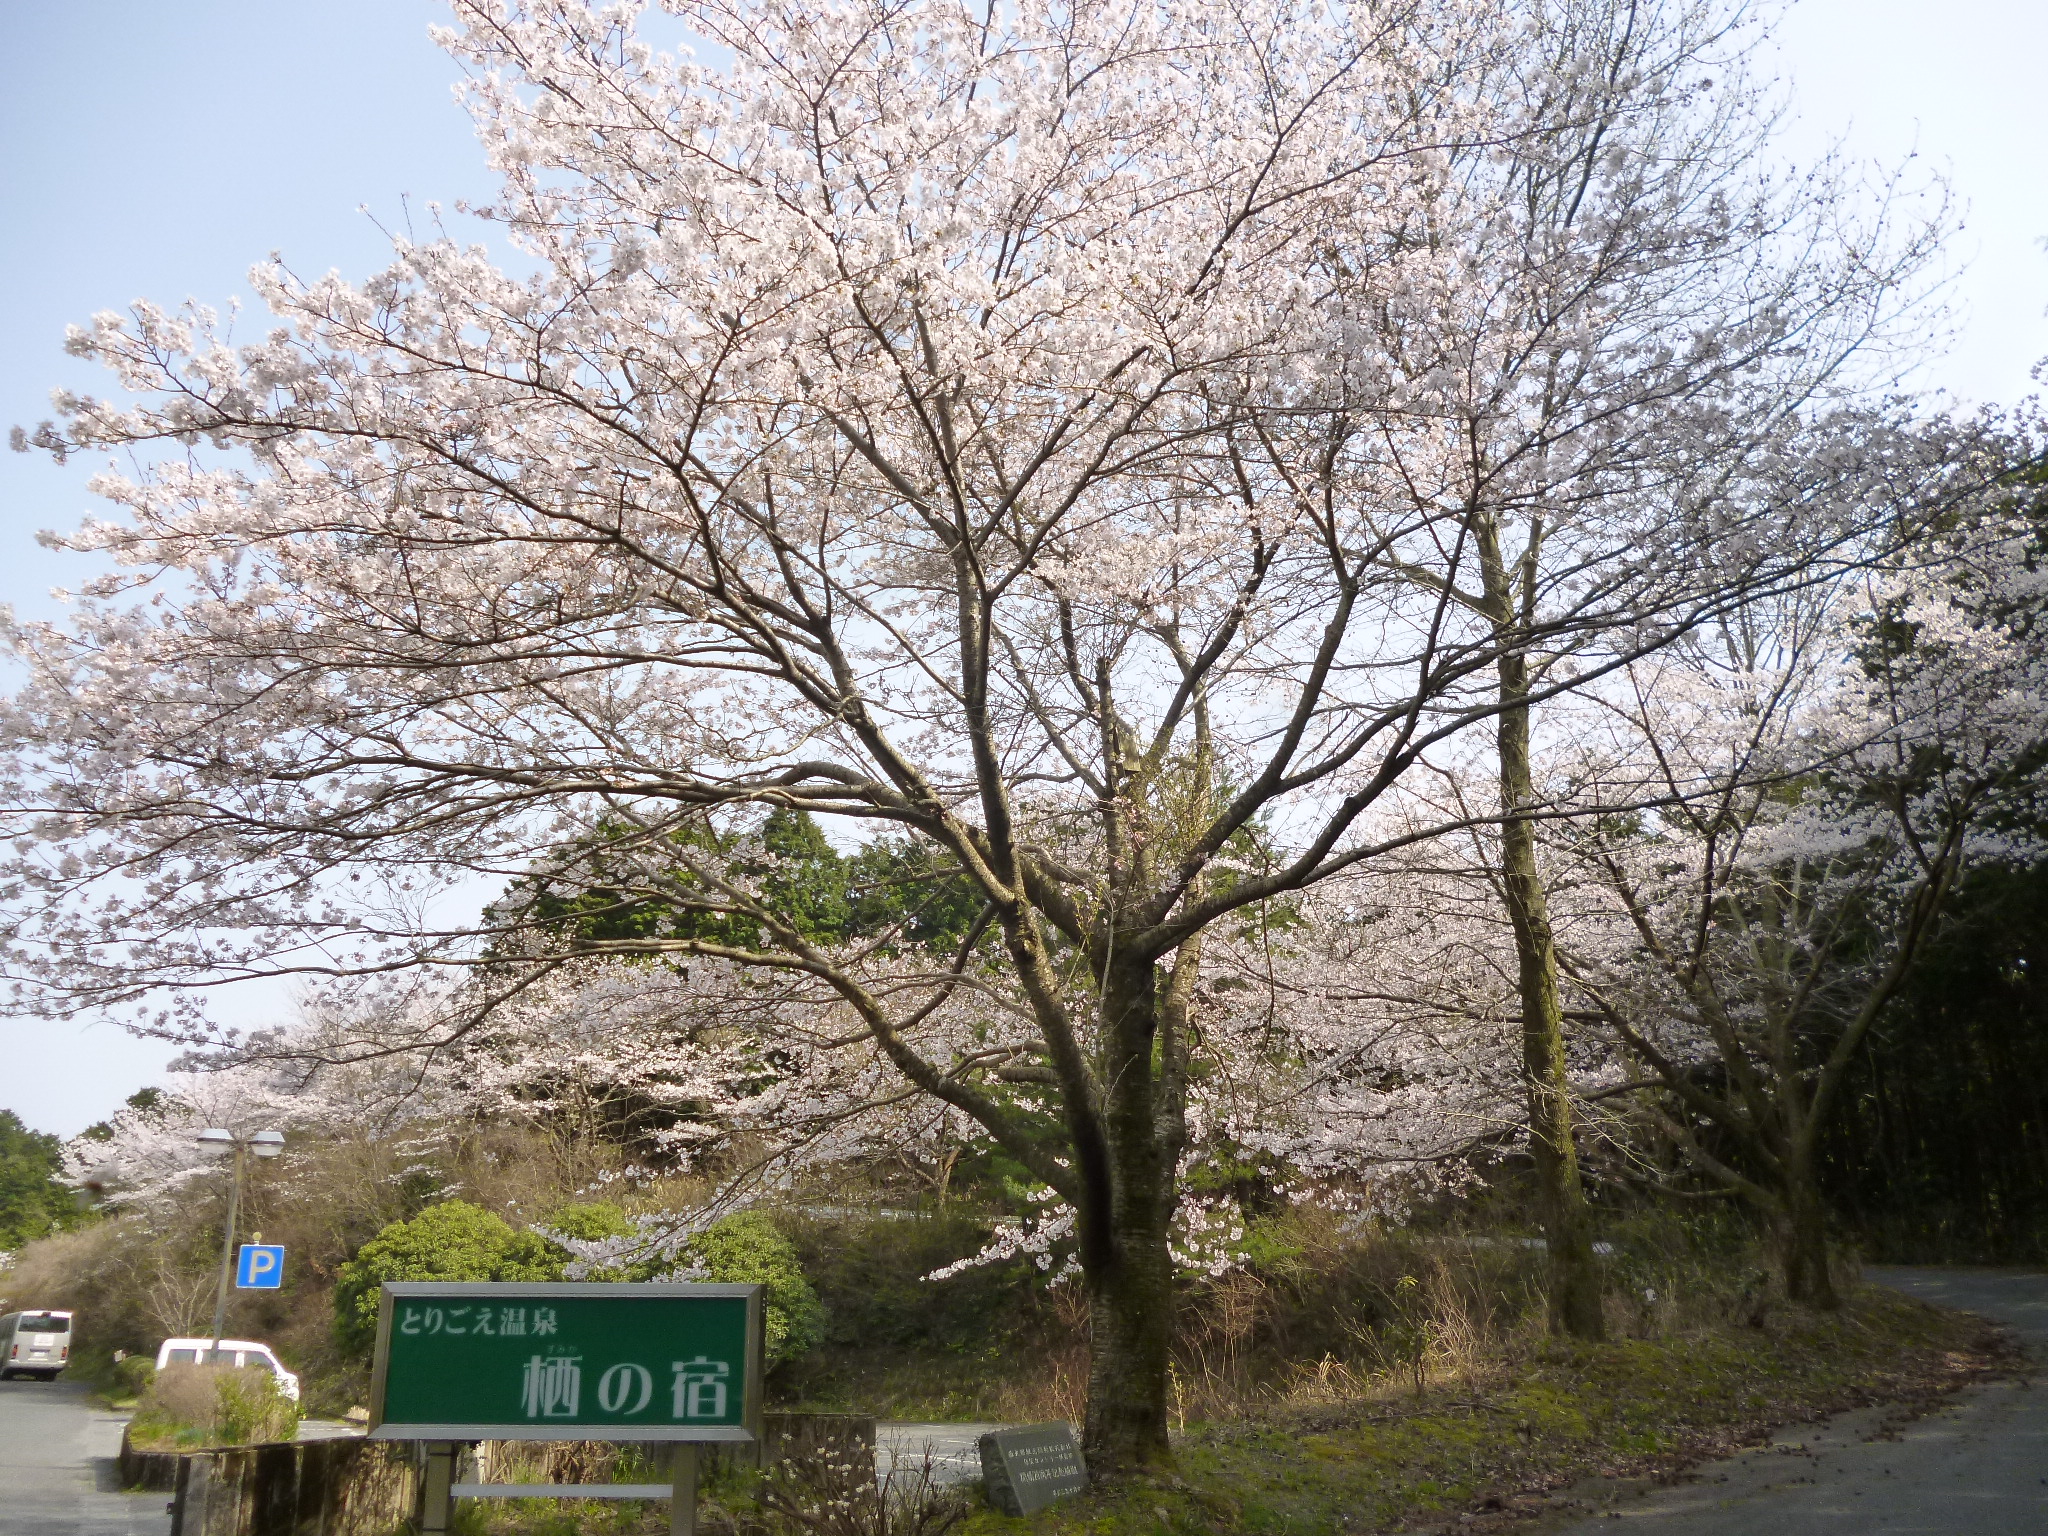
[520,1355,582,1418]
[670,1357,730,1419]
[597,1362,653,1415]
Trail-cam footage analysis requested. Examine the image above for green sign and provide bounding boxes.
[368,1282,763,1442]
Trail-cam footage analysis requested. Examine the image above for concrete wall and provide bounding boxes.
[164,1439,418,1536]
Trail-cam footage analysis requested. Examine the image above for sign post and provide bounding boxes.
[370,1282,764,1536]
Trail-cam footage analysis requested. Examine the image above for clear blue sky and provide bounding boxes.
[2,0,2044,1138]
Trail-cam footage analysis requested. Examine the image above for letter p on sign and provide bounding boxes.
[236,1243,285,1289]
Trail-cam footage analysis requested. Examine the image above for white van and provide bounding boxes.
[0,1310,73,1380]
[154,1337,301,1401]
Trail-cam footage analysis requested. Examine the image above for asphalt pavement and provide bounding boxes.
[1542,1266,2048,1534]
[876,1421,1001,1485]
[0,1378,168,1536]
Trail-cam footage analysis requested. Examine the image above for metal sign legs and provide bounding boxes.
[420,1444,454,1535]
[672,1445,699,1536]
[420,1441,701,1536]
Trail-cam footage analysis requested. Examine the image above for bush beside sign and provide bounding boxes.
[978,1422,1087,1515]
[368,1281,763,1442]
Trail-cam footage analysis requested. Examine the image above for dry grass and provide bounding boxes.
[780,1204,1776,1429]
[458,1447,975,1536]
[965,1282,2015,1536]
[126,1364,301,1449]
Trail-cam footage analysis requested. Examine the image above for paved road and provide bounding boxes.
[1547,1267,2048,1533]
[0,1379,168,1536]
[876,1421,1001,1486]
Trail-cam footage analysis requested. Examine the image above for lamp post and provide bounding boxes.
[197,1128,285,1359]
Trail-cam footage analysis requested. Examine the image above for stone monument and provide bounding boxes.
[977,1422,1087,1516]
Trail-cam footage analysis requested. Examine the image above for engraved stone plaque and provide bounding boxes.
[978,1422,1087,1515]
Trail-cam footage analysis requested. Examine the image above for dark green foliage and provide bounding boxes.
[1820,861,2048,1261]
[0,1109,82,1250]
[78,1086,166,1143]
[792,1211,1049,1356]
[542,1201,824,1365]
[114,1354,157,1399]
[543,1200,642,1247]
[479,810,1002,1169]
[332,1200,561,1356]
[686,1211,825,1365]
[501,810,987,960]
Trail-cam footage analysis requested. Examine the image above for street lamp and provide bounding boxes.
[197,1128,285,1360]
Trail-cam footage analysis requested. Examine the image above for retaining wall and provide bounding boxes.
[175,1439,419,1536]
[117,1427,182,1492]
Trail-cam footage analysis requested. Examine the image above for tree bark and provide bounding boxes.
[1081,1211,1177,1473]
[1072,952,1181,1474]
[1777,1149,1839,1308]
[1497,657,1606,1340]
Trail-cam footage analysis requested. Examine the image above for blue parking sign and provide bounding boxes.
[236,1243,285,1289]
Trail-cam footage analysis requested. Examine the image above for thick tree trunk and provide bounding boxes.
[1081,1212,1177,1474]
[1497,660,1606,1340]
[1778,1154,1840,1309]
[1074,954,1181,1476]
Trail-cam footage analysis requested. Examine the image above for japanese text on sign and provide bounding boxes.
[371,1282,760,1442]
[508,1353,733,1420]
[399,1304,556,1338]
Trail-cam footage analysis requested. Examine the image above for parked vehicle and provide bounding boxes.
[153,1336,301,1401]
[0,1309,72,1380]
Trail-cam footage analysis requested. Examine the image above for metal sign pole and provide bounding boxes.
[671,1443,698,1536]
[421,1442,455,1536]
[206,1143,245,1358]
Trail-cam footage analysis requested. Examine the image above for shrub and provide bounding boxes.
[127,1364,299,1449]
[689,1213,824,1366]
[540,1201,825,1365]
[215,1367,302,1444]
[333,1201,560,1357]
[544,1201,641,1247]
[753,1446,969,1536]
[113,1353,157,1399]
[789,1211,1047,1355]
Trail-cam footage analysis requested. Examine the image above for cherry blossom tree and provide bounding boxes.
[1552,478,2048,1303]
[1288,0,1956,1333]
[0,0,1973,1462]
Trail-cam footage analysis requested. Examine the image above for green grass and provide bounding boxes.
[961,1285,2005,1536]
